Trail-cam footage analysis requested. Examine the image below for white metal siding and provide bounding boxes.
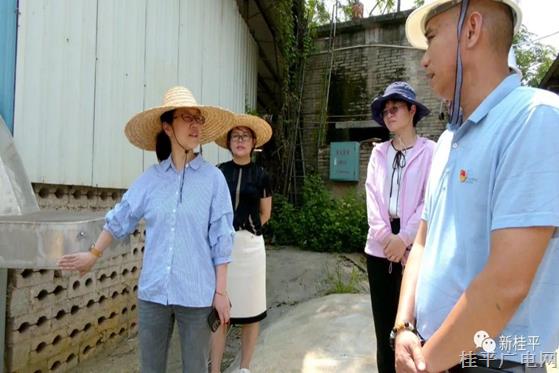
[14,0,97,185]
[141,0,180,171]
[14,0,258,188]
[246,34,258,111]
[93,0,147,187]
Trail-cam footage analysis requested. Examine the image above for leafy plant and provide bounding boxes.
[267,194,302,245]
[267,175,368,253]
[337,0,426,21]
[513,25,558,87]
[267,1,317,196]
[324,263,365,294]
[306,0,330,27]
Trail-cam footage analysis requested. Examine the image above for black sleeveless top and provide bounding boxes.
[218,161,272,236]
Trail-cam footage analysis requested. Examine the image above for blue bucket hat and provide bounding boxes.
[371,82,430,127]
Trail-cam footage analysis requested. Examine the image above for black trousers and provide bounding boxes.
[366,218,403,373]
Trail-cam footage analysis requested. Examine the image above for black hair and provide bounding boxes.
[160,110,175,126]
[156,110,175,162]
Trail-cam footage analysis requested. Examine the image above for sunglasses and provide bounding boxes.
[382,103,408,118]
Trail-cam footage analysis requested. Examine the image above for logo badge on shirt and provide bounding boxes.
[459,169,468,183]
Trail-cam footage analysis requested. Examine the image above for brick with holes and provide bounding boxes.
[95,266,121,290]
[46,344,80,372]
[7,312,53,344]
[79,335,104,361]
[6,341,31,371]
[8,282,68,317]
[9,269,55,288]
[67,271,97,298]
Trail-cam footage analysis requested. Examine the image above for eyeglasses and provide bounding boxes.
[230,133,253,143]
[173,113,205,125]
[382,104,407,118]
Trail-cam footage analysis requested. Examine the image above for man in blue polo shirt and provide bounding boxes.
[391,1,559,372]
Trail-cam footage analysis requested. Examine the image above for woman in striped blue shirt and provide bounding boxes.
[58,86,236,373]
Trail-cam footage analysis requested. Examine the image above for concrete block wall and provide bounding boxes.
[5,184,143,373]
[302,11,447,173]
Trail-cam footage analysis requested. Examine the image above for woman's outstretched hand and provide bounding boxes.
[58,252,98,276]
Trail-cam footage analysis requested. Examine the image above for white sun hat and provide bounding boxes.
[405,0,523,50]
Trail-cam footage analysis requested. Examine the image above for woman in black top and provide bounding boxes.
[210,114,272,373]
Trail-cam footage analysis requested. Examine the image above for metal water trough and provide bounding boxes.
[0,117,130,269]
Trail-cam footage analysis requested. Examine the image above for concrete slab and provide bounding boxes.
[66,248,371,373]
[224,294,377,373]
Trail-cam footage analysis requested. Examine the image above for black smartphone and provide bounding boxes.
[207,308,220,332]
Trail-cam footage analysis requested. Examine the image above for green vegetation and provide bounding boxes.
[338,0,426,21]
[267,175,368,253]
[513,25,558,87]
[324,263,365,294]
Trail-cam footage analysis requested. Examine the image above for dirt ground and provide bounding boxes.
[68,246,369,373]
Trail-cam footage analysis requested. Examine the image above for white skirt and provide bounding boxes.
[227,230,267,323]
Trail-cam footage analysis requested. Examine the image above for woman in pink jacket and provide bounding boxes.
[364,82,435,373]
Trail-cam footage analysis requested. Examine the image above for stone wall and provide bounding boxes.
[5,184,143,373]
[302,11,447,180]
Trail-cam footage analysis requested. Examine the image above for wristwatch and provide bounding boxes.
[389,321,423,350]
[89,244,103,258]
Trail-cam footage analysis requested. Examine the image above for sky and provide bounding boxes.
[324,0,559,50]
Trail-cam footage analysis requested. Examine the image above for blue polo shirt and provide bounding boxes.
[416,74,559,363]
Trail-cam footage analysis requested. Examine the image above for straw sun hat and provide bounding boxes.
[124,86,235,151]
[214,114,272,149]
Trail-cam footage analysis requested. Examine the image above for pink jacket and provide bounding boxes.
[364,137,435,258]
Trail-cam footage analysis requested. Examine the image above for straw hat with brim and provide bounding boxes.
[214,114,272,149]
[125,86,235,151]
[371,82,430,128]
[405,0,522,50]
